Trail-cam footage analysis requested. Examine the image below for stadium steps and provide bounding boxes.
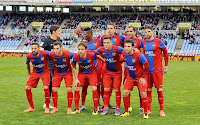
[68,37,82,52]
[16,37,29,50]
[4,19,14,34]
[174,39,184,51]
[61,19,68,28]
[157,19,164,30]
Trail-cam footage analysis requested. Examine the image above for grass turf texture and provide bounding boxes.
[0,57,199,125]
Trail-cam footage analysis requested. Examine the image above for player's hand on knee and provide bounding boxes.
[74,79,80,88]
[139,78,146,86]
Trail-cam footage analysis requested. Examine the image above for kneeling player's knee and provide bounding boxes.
[140,92,147,98]
[44,86,49,89]
[91,86,97,91]
[25,86,31,90]
[123,92,129,97]
[104,88,110,91]
[67,88,72,93]
[114,89,120,92]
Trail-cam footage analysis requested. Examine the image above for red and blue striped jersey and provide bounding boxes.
[96,46,124,72]
[122,51,149,80]
[26,50,50,74]
[139,38,169,73]
[72,51,96,74]
[50,51,74,74]
[100,34,126,47]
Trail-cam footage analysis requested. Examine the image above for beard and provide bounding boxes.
[33,52,38,56]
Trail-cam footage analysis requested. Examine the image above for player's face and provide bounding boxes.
[78,45,87,57]
[127,28,136,38]
[84,31,91,41]
[107,25,115,36]
[124,43,133,54]
[31,45,39,56]
[145,29,154,39]
[103,39,112,50]
[53,45,62,56]
[54,29,61,38]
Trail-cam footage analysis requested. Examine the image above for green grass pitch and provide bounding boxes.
[0,57,199,125]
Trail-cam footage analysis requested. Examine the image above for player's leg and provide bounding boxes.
[80,81,88,111]
[101,72,112,115]
[153,72,165,117]
[24,73,38,112]
[71,73,85,114]
[64,72,74,114]
[138,86,144,114]
[138,80,148,119]
[50,73,62,113]
[88,71,99,115]
[147,73,153,115]
[120,90,131,117]
[40,72,51,113]
[24,86,35,112]
[113,70,122,116]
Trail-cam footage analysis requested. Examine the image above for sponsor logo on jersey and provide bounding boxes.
[105,58,116,63]
[127,65,136,71]
[56,64,66,68]
[145,51,155,56]
[80,64,91,69]
[63,59,66,62]
[33,64,44,68]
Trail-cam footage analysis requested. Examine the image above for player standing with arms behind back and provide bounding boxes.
[139,26,169,117]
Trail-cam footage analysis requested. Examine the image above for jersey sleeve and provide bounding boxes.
[26,56,30,64]
[139,40,144,48]
[69,52,74,59]
[159,41,165,49]
[139,54,147,64]
[119,34,126,47]
[118,46,124,54]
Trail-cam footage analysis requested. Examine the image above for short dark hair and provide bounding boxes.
[53,41,62,47]
[50,25,60,34]
[107,23,116,29]
[84,27,92,35]
[144,26,153,31]
[125,39,135,47]
[32,42,39,48]
[78,42,87,49]
[128,26,136,32]
[103,36,112,40]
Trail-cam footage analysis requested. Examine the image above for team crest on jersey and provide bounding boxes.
[132,59,136,63]
[63,59,66,62]
[135,42,137,46]
[113,38,117,42]
[112,52,116,56]
[41,57,44,61]
[87,59,91,63]
[152,44,156,48]
[94,42,97,46]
